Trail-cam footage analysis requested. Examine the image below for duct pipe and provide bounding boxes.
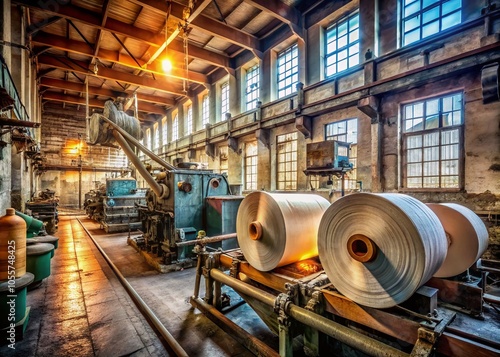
[112,130,165,198]
[190,297,280,357]
[100,116,177,171]
[176,233,237,247]
[209,269,409,357]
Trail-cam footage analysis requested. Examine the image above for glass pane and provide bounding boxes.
[349,43,359,55]
[414,102,424,117]
[408,163,422,176]
[451,111,462,125]
[441,160,458,175]
[338,22,348,37]
[423,132,439,146]
[424,146,439,161]
[442,0,461,15]
[404,28,420,45]
[442,96,452,111]
[349,29,359,42]
[426,99,439,115]
[425,114,439,129]
[407,177,421,188]
[441,175,459,188]
[423,176,439,188]
[423,21,439,37]
[349,55,359,67]
[408,148,422,162]
[423,7,439,24]
[442,143,459,159]
[452,94,462,110]
[442,11,461,30]
[424,161,439,175]
[405,16,420,32]
[349,14,359,29]
[405,2,421,17]
[407,135,422,149]
[338,59,348,72]
[327,41,336,53]
[441,129,459,144]
[405,105,413,118]
[423,0,439,8]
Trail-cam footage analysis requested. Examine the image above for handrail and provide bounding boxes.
[0,54,30,122]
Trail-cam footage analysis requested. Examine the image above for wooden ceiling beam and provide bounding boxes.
[135,93,175,107]
[39,77,120,98]
[32,32,208,84]
[14,0,231,69]
[37,55,186,96]
[243,0,304,39]
[42,92,105,107]
[128,0,261,53]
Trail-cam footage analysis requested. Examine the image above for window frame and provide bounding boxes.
[221,82,229,121]
[172,113,179,141]
[276,132,298,191]
[401,0,462,47]
[202,94,210,126]
[400,92,464,190]
[244,141,258,191]
[186,104,193,135]
[277,43,299,99]
[246,64,260,111]
[324,12,360,78]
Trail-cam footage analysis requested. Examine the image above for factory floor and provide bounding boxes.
[0,215,276,357]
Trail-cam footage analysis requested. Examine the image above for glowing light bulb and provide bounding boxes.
[162,58,172,72]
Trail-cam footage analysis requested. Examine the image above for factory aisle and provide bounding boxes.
[0,215,169,357]
[1,215,273,357]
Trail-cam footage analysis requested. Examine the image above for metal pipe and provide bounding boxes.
[190,297,280,357]
[100,115,177,171]
[209,269,409,357]
[112,130,163,198]
[210,268,276,307]
[78,219,189,357]
[287,305,408,357]
[176,233,237,247]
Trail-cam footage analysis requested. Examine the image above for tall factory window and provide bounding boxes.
[276,132,298,190]
[172,114,179,141]
[325,118,358,190]
[202,95,210,126]
[186,104,193,135]
[221,82,229,121]
[277,43,298,99]
[244,141,258,191]
[153,123,159,152]
[401,0,461,46]
[325,12,360,78]
[246,64,260,111]
[402,92,463,189]
[162,117,168,147]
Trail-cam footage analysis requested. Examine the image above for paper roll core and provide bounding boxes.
[347,234,377,263]
[249,221,263,241]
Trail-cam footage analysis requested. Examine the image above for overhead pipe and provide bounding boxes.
[112,130,168,199]
[100,115,177,171]
[209,269,409,357]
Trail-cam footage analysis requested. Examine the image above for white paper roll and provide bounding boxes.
[427,203,489,278]
[318,193,448,308]
[236,191,330,271]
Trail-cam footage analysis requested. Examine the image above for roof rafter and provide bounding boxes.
[32,32,208,85]
[243,0,304,40]
[38,54,187,96]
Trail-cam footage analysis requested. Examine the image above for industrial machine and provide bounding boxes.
[26,189,59,234]
[189,192,500,357]
[87,100,240,268]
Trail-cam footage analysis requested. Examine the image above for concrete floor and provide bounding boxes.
[0,215,277,357]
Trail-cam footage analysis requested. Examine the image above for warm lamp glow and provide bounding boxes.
[162,58,172,72]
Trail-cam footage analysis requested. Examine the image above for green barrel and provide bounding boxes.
[0,273,34,328]
[26,243,54,285]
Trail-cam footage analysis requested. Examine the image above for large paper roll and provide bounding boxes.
[318,193,448,308]
[236,191,330,271]
[427,203,489,278]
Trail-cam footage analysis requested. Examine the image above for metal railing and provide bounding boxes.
[0,54,30,122]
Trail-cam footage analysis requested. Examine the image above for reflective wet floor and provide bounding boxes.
[0,215,275,356]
